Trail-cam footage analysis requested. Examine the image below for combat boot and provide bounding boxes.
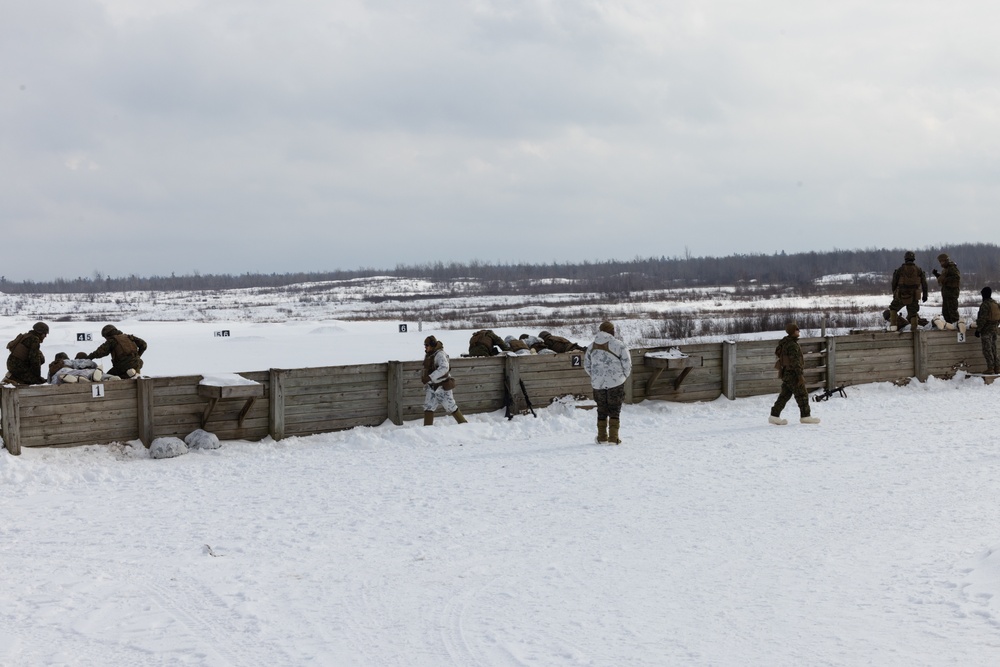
[608,418,621,444]
[800,415,821,424]
[596,419,608,444]
[451,409,468,424]
[768,415,788,425]
[423,410,434,426]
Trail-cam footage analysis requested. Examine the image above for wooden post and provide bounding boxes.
[269,368,286,440]
[505,355,523,412]
[722,341,737,400]
[387,361,404,425]
[1,385,21,455]
[914,329,929,382]
[623,351,634,404]
[137,377,154,447]
[825,336,837,391]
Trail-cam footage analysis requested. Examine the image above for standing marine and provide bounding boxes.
[583,321,632,444]
[974,287,1000,375]
[882,251,928,331]
[5,321,49,385]
[931,253,962,327]
[769,322,820,425]
[422,336,467,425]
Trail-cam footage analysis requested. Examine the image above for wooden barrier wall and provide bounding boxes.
[0,329,987,455]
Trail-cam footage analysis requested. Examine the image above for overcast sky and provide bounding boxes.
[3,1,999,281]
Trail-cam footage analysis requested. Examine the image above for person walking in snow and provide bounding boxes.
[931,252,962,327]
[5,321,49,385]
[87,324,147,379]
[583,321,632,444]
[974,286,1000,374]
[421,335,467,425]
[769,322,820,425]
[882,251,928,330]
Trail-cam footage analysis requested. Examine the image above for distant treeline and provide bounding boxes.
[3,243,1000,296]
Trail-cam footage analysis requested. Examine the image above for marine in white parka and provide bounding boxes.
[583,321,632,444]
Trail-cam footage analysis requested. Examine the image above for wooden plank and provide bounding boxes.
[138,377,154,447]
[1,386,21,455]
[387,361,404,425]
[270,368,285,440]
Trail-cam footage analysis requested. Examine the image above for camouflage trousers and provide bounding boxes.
[942,288,960,324]
[981,331,998,373]
[424,386,459,414]
[887,298,920,323]
[593,383,626,420]
[771,370,811,418]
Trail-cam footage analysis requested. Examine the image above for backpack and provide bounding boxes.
[989,300,1000,323]
[6,333,24,352]
[897,263,921,287]
[470,330,495,351]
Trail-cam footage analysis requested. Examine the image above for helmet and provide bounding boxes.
[32,321,49,335]
[904,251,916,262]
[785,321,800,334]
[101,324,117,337]
[937,253,950,262]
[599,321,615,335]
[423,335,437,348]
[539,331,551,338]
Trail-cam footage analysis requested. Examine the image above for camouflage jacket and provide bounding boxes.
[891,261,928,302]
[89,333,147,365]
[774,335,804,374]
[468,330,508,357]
[976,299,1000,335]
[936,261,961,291]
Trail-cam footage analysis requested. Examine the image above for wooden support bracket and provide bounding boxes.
[197,383,264,428]
[644,354,704,393]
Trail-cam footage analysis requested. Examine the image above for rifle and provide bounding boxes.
[519,379,537,418]
[503,380,515,420]
[812,385,847,402]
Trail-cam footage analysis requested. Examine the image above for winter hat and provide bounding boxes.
[785,321,800,334]
[32,321,49,335]
[599,321,615,335]
[983,287,993,300]
[937,253,950,262]
[423,335,438,347]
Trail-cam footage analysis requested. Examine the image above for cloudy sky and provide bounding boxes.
[3,1,999,281]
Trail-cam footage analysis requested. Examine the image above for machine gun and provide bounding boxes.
[812,385,847,402]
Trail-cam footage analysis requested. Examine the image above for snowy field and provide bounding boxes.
[3,301,1000,665]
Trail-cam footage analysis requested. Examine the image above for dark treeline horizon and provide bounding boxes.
[2,243,999,296]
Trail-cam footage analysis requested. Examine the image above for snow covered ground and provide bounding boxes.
[3,300,1000,665]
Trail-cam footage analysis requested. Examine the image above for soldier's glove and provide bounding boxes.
[922,295,927,302]
[976,330,982,338]
[932,269,939,277]
[421,372,431,384]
